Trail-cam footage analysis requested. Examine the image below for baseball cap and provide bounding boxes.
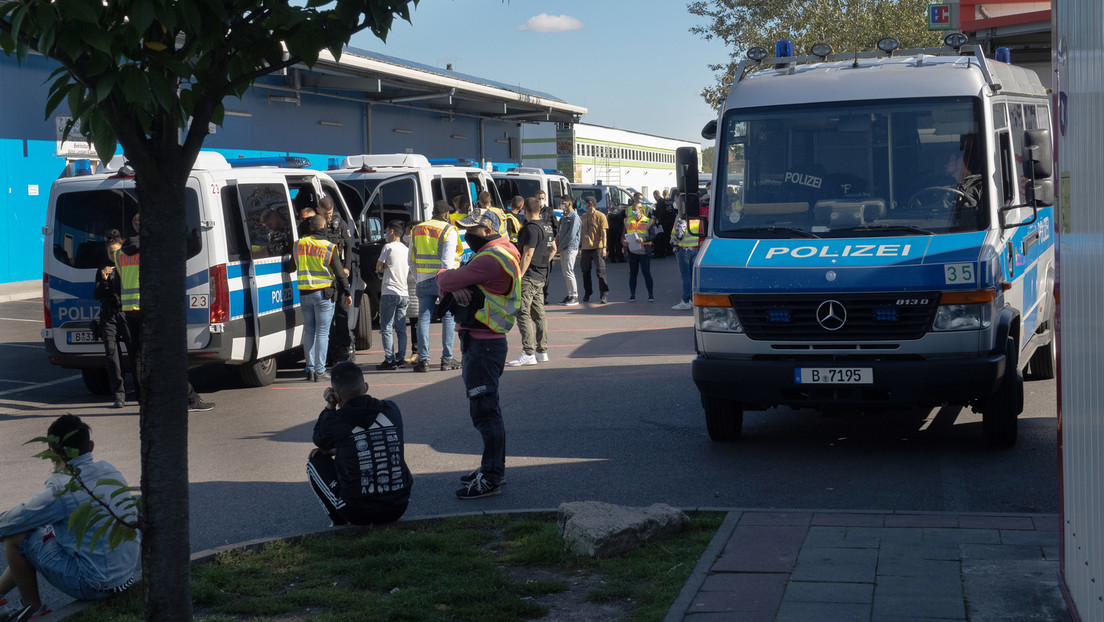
[457,207,501,231]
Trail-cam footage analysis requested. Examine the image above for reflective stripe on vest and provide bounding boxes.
[487,207,509,236]
[504,214,521,243]
[678,219,701,249]
[411,219,454,275]
[296,236,335,290]
[626,214,652,246]
[115,248,141,311]
[474,245,521,334]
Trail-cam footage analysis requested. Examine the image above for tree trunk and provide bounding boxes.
[134,161,193,621]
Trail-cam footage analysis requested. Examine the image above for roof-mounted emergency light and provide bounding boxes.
[943,32,969,50]
[227,156,311,169]
[73,159,92,177]
[995,47,1011,63]
[809,42,833,59]
[877,37,900,56]
[746,46,769,63]
[775,39,794,57]
[328,157,339,170]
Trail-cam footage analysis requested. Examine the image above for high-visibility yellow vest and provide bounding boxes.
[295,236,336,291]
[473,244,521,334]
[626,211,652,247]
[678,218,701,249]
[411,219,455,274]
[114,248,141,311]
[504,213,521,243]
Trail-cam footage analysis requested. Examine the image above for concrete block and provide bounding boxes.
[557,501,687,558]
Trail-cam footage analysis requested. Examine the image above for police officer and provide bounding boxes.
[409,200,461,372]
[295,215,352,382]
[114,213,215,411]
[315,196,355,365]
[94,230,131,408]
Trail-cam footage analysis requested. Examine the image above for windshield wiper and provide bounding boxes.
[733,226,821,239]
[832,224,934,236]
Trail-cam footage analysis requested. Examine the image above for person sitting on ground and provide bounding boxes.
[0,415,139,622]
[306,361,413,525]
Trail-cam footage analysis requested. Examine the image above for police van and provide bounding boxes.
[42,152,367,394]
[491,167,572,210]
[328,153,504,316]
[678,35,1055,447]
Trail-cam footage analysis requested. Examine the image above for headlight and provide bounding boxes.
[697,307,743,332]
[932,303,991,331]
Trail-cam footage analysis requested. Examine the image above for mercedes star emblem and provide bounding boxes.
[816,300,847,331]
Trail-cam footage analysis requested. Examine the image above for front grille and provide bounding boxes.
[731,292,940,341]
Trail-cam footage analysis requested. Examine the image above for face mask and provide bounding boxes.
[465,231,490,252]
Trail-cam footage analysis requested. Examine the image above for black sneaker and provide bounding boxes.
[2,603,36,622]
[376,360,398,371]
[188,398,215,412]
[583,294,591,302]
[305,371,315,382]
[440,357,461,371]
[455,473,501,499]
[460,469,506,486]
[413,360,429,373]
[112,399,125,409]
[600,294,608,304]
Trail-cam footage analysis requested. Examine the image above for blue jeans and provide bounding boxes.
[677,245,698,303]
[379,294,409,362]
[627,249,654,298]
[301,289,334,374]
[460,332,507,484]
[416,278,455,362]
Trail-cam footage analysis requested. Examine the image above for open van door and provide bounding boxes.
[357,173,421,326]
[231,173,298,380]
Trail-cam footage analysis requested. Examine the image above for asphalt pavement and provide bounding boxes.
[0,259,1071,620]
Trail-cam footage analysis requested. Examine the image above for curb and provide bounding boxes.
[663,510,742,622]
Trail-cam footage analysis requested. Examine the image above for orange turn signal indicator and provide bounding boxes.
[693,294,731,307]
[940,289,996,304]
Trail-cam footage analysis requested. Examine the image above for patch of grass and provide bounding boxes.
[67,511,724,622]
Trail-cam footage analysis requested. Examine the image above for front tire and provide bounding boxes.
[1028,325,1056,380]
[238,356,277,387]
[354,293,373,351]
[981,337,1023,448]
[81,368,111,395]
[703,395,744,441]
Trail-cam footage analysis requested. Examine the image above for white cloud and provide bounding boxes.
[517,13,583,33]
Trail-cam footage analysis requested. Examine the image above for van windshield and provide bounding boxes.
[715,97,988,238]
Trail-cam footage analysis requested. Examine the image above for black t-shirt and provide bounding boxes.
[519,219,553,281]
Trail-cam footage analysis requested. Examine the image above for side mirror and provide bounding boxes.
[675,146,700,196]
[1027,178,1055,207]
[701,120,718,141]
[1023,129,1053,179]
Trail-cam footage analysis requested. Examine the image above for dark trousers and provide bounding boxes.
[459,332,507,484]
[579,249,609,298]
[328,295,354,364]
[101,312,135,401]
[122,311,201,404]
[627,249,654,298]
[306,453,407,525]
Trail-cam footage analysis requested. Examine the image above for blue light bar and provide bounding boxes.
[775,39,795,58]
[73,159,93,176]
[767,309,791,323]
[874,308,899,322]
[328,157,339,170]
[228,156,311,169]
[995,47,1011,63]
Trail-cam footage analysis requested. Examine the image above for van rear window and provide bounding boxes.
[53,188,202,269]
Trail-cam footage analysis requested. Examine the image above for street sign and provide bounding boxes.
[928,3,954,31]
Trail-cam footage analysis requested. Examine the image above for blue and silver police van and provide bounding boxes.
[41,152,367,394]
[678,35,1055,447]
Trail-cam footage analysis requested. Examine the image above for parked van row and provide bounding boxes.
[42,152,513,395]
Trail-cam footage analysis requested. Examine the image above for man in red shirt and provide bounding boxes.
[435,209,521,499]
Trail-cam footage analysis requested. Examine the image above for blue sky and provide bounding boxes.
[349,1,730,147]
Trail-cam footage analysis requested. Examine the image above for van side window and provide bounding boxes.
[441,178,467,209]
[53,188,202,268]
[367,176,416,231]
[239,183,293,259]
[221,188,247,263]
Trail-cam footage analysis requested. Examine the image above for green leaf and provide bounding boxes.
[56,0,101,24]
[88,112,118,163]
[94,71,118,103]
[82,28,113,54]
[68,503,95,546]
[128,0,155,35]
[87,517,112,554]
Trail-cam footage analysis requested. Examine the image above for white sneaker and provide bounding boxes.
[535,352,549,362]
[672,300,693,310]
[506,353,537,366]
